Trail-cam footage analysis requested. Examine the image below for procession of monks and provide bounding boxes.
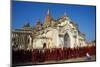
[32,46,96,63]
[12,46,96,64]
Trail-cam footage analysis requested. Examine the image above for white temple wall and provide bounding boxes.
[32,28,63,49]
[32,39,44,49]
[76,32,80,47]
[70,35,75,48]
[59,37,64,48]
[82,41,87,47]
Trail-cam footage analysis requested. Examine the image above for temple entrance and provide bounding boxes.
[43,43,46,49]
[64,33,70,48]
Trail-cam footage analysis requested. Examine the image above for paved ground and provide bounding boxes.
[35,56,96,64]
[14,55,96,66]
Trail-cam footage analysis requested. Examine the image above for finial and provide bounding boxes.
[47,8,50,15]
[23,19,30,27]
[64,9,67,16]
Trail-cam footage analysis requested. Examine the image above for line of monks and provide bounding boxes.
[12,46,96,64]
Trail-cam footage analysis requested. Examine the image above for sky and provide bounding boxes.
[12,1,96,42]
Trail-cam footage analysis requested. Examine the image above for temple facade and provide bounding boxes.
[12,9,87,50]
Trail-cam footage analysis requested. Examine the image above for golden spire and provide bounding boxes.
[44,8,52,23]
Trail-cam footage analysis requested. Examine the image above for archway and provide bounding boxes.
[43,43,46,49]
[64,33,70,48]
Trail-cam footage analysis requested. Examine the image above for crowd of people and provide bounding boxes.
[12,46,96,64]
[12,49,32,64]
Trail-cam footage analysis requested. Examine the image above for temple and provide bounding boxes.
[12,9,87,50]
